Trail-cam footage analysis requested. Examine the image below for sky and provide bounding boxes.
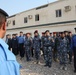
[0,0,57,16]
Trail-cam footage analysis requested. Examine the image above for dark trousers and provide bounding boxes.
[53,49,57,61]
[73,47,76,70]
[68,51,72,62]
[35,50,40,60]
[43,47,52,66]
[31,47,34,57]
[12,48,18,55]
[19,43,25,58]
[25,46,31,61]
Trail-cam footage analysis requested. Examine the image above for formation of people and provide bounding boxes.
[6,30,76,73]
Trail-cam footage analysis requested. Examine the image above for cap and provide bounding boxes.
[42,32,45,34]
[0,8,9,16]
[68,32,72,34]
[53,32,56,34]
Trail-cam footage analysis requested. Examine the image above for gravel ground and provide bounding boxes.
[16,55,76,75]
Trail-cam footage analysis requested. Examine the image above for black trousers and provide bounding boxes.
[68,51,72,62]
[31,47,34,57]
[73,47,76,70]
[19,43,25,58]
[12,48,18,55]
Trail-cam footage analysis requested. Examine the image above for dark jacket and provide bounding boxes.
[11,38,18,48]
[7,38,12,49]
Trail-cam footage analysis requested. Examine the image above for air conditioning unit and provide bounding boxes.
[8,20,11,24]
[28,15,32,19]
[65,6,71,12]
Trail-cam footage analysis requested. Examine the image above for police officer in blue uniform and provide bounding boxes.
[42,30,54,68]
[0,9,20,75]
[24,33,32,61]
[18,31,25,59]
[33,30,41,64]
[71,28,76,73]
[64,31,72,64]
[58,32,69,71]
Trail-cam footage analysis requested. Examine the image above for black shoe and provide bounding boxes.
[48,65,51,68]
[44,64,48,67]
[74,70,76,73]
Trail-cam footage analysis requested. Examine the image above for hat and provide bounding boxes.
[53,32,56,34]
[0,8,8,16]
[42,32,45,34]
[68,31,72,34]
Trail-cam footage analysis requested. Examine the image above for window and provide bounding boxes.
[56,9,62,17]
[24,17,28,23]
[13,20,15,25]
[35,14,39,21]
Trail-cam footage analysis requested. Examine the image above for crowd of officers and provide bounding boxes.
[6,30,75,72]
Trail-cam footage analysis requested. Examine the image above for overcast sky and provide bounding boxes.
[0,0,57,16]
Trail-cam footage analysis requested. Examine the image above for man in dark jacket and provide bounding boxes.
[18,31,25,60]
[11,34,18,55]
[7,34,12,50]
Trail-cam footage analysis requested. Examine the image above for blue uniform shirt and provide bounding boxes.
[0,39,20,75]
[71,35,76,49]
[18,36,24,44]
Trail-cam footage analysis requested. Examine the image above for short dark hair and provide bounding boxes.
[45,30,50,33]
[0,13,6,27]
[0,9,8,28]
[20,31,23,33]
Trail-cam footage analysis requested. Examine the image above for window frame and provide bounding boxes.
[12,20,15,25]
[24,17,28,23]
[56,9,62,17]
[35,14,39,21]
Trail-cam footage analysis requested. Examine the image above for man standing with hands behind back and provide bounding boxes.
[0,8,20,75]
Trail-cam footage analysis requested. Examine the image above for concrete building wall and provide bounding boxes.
[6,0,76,36]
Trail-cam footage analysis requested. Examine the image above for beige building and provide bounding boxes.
[6,0,76,36]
